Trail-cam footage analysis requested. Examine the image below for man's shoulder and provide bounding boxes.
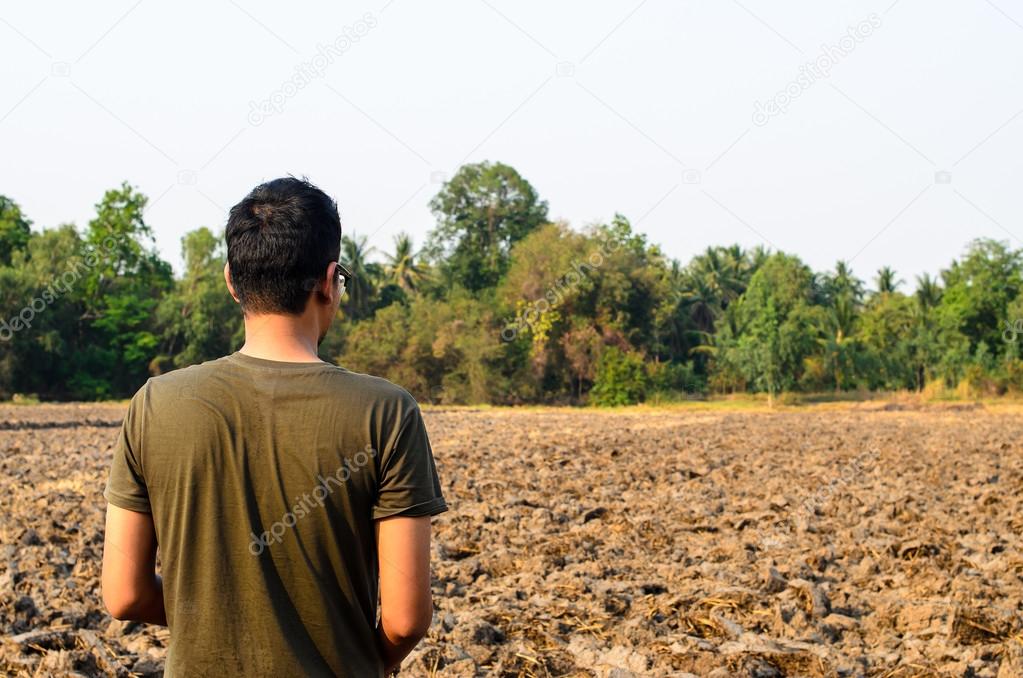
[143,356,232,397]
[331,366,418,409]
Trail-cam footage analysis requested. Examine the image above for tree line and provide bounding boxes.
[2,161,1022,404]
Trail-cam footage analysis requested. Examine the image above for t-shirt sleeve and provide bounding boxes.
[372,402,448,520]
[104,385,151,513]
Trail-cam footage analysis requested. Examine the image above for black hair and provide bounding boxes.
[225,177,342,315]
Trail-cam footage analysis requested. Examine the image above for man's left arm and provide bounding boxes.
[101,504,166,625]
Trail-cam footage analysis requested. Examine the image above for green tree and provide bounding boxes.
[340,234,382,321]
[915,273,942,312]
[498,222,592,396]
[0,184,174,400]
[73,183,173,397]
[937,239,1022,358]
[817,260,865,305]
[812,293,863,390]
[859,291,917,389]
[156,227,241,370]
[336,302,425,395]
[0,196,32,266]
[722,253,818,399]
[339,291,506,404]
[588,216,673,357]
[668,245,763,370]
[0,225,85,398]
[875,266,903,295]
[496,217,675,401]
[684,245,753,317]
[385,232,427,293]
[426,161,548,292]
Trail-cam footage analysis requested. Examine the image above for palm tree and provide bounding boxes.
[340,233,380,320]
[875,266,903,295]
[746,244,770,273]
[815,294,861,390]
[686,246,747,314]
[717,245,750,308]
[666,245,764,363]
[385,232,426,293]
[914,273,942,311]
[680,273,718,336]
[660,261,690,357]
[911,273,944,390]
[831,260,865,302]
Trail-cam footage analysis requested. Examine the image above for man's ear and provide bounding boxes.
[224,262,240,303]
[316,262,339,305]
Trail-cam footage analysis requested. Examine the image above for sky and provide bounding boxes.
[2,0,1022,288]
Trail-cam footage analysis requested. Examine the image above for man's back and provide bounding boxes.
[105,351,447,677]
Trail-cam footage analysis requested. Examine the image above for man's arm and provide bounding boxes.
[101,504,166,625]
[376,515,434,674]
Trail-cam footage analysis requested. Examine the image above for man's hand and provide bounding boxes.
[101,504,166,625]
[376,515,434,674]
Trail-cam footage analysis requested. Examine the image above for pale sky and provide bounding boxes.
[2,1,1022,288]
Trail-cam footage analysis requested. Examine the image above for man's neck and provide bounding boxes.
[238,313,324,363]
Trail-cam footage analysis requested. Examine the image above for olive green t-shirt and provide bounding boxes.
[104,352,447,677]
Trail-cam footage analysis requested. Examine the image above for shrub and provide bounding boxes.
[647,360,703,399]
[590,347,649,406]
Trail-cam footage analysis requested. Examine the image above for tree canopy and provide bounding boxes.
[426,161,548,292]
[2,165,1023,404]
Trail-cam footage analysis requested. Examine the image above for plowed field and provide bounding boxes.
[2,403,1021,676]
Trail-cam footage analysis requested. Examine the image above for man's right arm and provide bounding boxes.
[375,515,434,674]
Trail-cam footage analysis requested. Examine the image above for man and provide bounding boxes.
[102,177,447,676]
